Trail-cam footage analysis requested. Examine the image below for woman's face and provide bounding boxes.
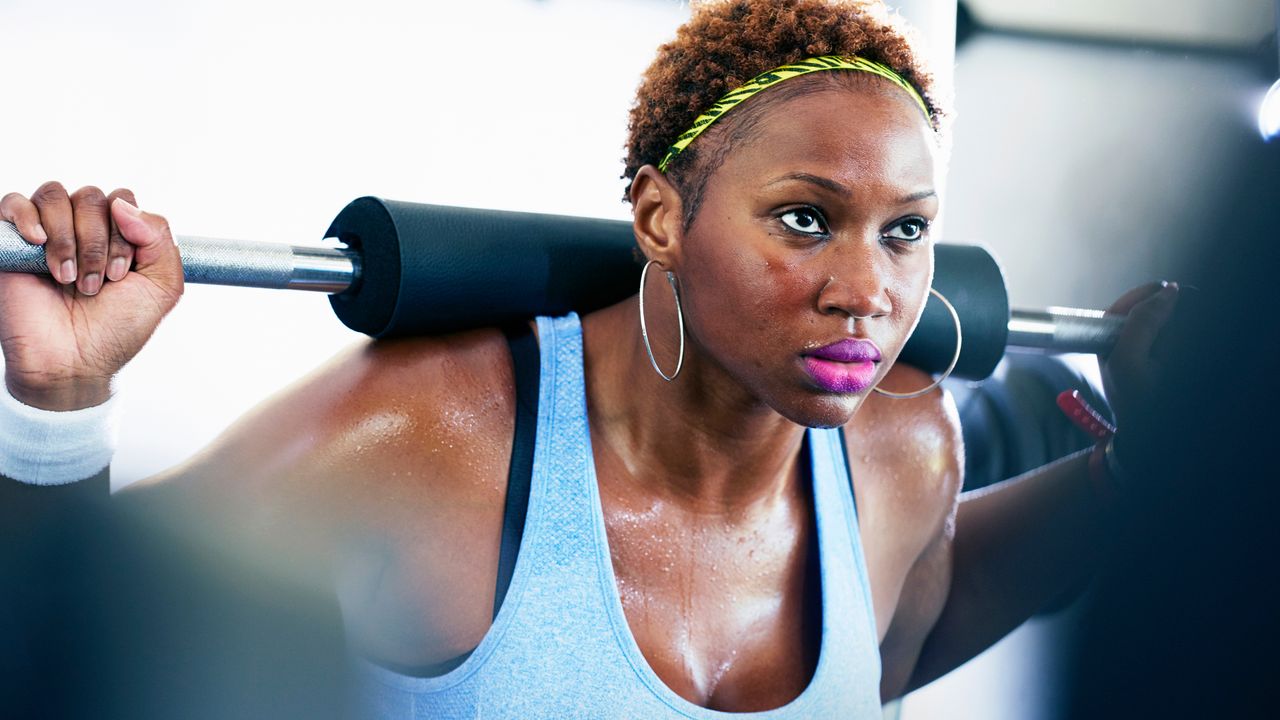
[674,84,941,428]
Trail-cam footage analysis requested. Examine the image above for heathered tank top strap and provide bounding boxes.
[353,312,883,718]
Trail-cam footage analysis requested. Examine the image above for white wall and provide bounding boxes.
[944,32,1264,312]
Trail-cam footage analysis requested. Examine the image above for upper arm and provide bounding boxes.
[120,336,408,547]
[116,330,518,630]
[843,363,964,700]
[879,525,954,700]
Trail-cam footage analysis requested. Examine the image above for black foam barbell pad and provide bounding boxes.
[326,197,1009,380]
[905,243,1010,380]
[326,197,638,338]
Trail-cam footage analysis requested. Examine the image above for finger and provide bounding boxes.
[0,193,47,245]
[109,198,184,293]
[70,186,111,296]
[1105,280,1167,316]
[30,181,76,285]
[104,188,138,282]
[1107,283,1180,362]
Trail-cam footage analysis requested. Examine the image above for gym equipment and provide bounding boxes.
[0,197,1122,381]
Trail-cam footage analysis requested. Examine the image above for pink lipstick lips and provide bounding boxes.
[802,339,882,393]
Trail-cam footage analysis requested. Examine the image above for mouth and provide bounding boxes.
[801,339,882,393]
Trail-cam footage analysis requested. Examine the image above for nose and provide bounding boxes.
[816,240,893,320]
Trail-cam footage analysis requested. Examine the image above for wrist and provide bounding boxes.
[0,380,121,486]
[1087,437,1126,509]
[1058,390,1128,510]
[4,373,113,412]
[1103,434,1131,488]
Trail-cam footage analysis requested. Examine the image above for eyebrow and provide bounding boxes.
[765,172,851,197]
[764,172,936,205]
[897,188,938,204]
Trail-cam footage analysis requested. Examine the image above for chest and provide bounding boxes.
[347,430,915,707]
[595,454,824,712]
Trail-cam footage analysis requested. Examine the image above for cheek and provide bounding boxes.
[681,240,823,368]
[751,252,827,336]
[883,257,934,353]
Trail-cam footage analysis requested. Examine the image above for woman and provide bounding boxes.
[0,0,1177,716]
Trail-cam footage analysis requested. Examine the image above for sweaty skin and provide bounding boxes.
[0,78,1176,711]
[130,332,958,711]
[138,85,960,710]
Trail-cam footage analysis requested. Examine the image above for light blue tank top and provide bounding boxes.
[355,313,883,718]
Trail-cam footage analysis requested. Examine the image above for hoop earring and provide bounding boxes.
[873,287,962,400]
[638,259,685,381]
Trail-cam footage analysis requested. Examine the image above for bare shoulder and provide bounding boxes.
[843,363,964,614]
[130,327,520,667]
[143,326,517,508]
[840,363,964,640]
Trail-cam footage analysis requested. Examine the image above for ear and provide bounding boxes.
[629,164,685,269]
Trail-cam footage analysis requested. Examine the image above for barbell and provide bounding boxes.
[0,196,1121,381]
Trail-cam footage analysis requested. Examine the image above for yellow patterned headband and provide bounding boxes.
[657,54,930,173]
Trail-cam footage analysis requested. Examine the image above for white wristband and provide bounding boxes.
[0,383,120,486]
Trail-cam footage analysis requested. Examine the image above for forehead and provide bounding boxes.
[717,86,939,192]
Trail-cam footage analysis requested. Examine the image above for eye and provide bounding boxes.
[884,217,930,242]
[778,207,829,236]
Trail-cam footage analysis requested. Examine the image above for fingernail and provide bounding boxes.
[114,198,142,218]
[60,259,77,284]
[81,273,102,296]
[107,257,129,281]
[30,224,48,243]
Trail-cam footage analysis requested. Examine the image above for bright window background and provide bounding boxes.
[1,0,681,485]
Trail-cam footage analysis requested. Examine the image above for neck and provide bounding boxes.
[582,299,808,517]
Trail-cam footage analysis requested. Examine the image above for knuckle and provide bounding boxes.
[1,191,29,210]
[43,229,73,248]
[1127,302,1160,322]
[78,244,108,263]
[46,239,74,252]
[77,217,110,242]
[71,185,108,208]
[31,181,68,204]
[106,187,137,203]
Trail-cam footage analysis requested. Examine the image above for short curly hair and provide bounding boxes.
[621,0,946,234]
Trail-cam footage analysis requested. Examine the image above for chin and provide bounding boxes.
[772,391,864,430]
